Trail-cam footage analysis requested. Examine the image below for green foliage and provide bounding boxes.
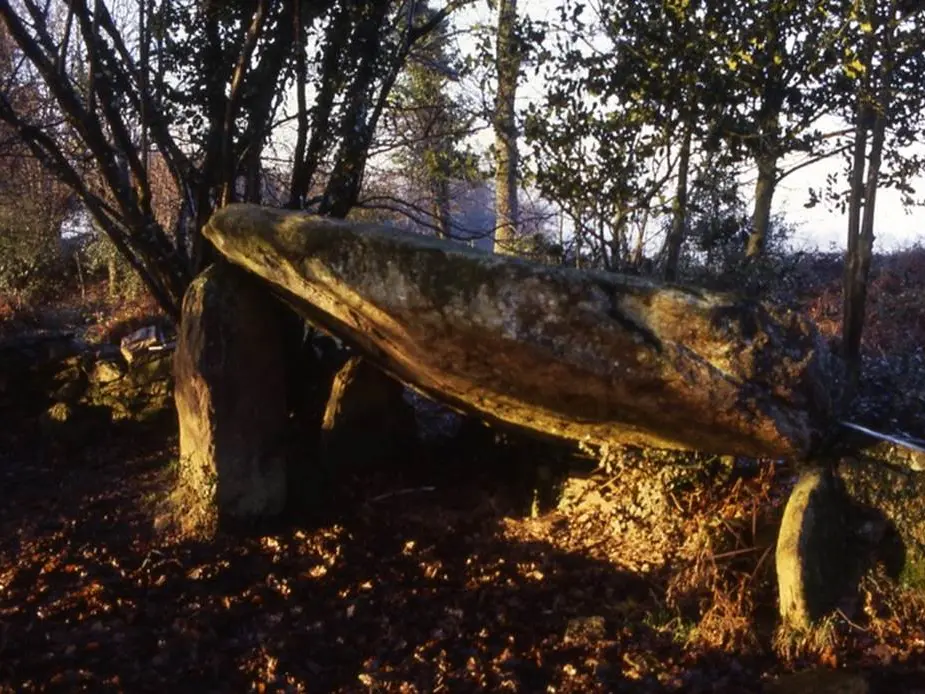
[0,188,69,304]
[522,0,925,275]
[810,0,925,211]
[704,0,839,161]
[381,1,481,234]
[524,0,724,270]
[81,231,146,300]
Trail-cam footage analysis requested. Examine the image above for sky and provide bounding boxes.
[452,0,925,253]
[771,152,923,252]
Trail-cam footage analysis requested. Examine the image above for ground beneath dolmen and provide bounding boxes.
[3,416,925,694]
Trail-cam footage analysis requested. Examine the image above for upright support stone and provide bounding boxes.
[173,262,289,532]
[320,356,417,471]
[775,467,853,630]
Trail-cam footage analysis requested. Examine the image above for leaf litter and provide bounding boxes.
[3,421,925,694]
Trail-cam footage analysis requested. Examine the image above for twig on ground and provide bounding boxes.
[750,544,773,582]
[836,608,869,632]
[370,486,436,503]
[712,546,762,561]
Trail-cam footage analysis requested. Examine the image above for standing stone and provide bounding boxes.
[320,356,417,471]
[776,467,853,630]
[173,262,289,531]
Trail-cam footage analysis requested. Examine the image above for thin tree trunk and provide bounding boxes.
[842,111,868,371]
[492,0,519,255]
[289,0,309,208]
[574,216,582,269]
[75,251,86,301]
[191,7,227,272]
[320,2,398,218]
[841,0,882,400]
[610,207,627,271]
[219,0,269,208]
[631,220,646,269]
[138,0,148,177]
[108,254,117,298]
[843,106,886,395]
[598,214,611,270]
[433,177,451,239]
[664,124,692,280]
[289,6,349,209]
[746,154,778,259]
[174,198,191,269]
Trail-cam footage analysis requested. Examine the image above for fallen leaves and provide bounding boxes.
[4,403,925,692]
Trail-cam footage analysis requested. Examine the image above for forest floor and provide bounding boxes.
[3,417,925,693]
[3,249,925,692]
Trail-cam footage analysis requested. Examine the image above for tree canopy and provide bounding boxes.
[1,0,924,394]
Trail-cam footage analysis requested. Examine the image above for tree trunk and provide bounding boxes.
[746,154,778,259]
[492,0,520,255]
[843,105,886,396]
[219,0,269,208]
[108,255,118,298]
[433,176,452,239]
[664,124,692,281]
[320,2,398,218]
[631,223,646,269]
[574,216,583,269]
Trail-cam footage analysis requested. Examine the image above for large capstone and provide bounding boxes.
[203,204,834,459]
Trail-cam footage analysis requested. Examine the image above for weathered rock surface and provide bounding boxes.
[173,262,289,529]
[204,204,833,459]
[1,329,174,444]
[837,456,925,589]
[775,454,925,628]
[776,468,853,630]
[320,356,417,470]
[85,352,173,424]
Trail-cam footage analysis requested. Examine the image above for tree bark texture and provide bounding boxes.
[492,0,520,255]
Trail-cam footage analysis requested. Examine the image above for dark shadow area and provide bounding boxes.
[0,418,733,692]
[3,419,925,692]
[846,498,907,586]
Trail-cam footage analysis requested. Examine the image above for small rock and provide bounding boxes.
[91,360,124,385]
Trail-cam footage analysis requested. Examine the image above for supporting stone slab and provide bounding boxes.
[173,262,290,531]
[320,356,417,471]
[776,467,853,630]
